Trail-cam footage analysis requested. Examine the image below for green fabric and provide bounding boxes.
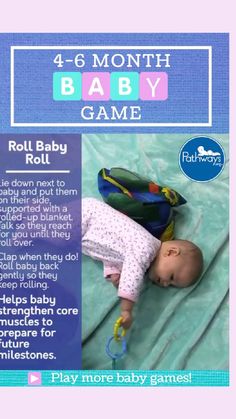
[82,134,229,370]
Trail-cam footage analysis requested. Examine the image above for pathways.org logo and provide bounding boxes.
[179,136,225,182]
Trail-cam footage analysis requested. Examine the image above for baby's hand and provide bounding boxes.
[110,274,120,288]
[121,310,133,329]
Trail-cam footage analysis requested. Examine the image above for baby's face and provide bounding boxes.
[149,248,194,288]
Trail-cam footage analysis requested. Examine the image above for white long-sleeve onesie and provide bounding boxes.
[82,198,160,302]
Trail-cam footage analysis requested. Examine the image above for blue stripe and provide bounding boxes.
[0,370,229,387]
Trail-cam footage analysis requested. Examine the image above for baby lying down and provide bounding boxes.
[82,198,203,329]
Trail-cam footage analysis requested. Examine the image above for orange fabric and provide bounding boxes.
[149,183,159,193]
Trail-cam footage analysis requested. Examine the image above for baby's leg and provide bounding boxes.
[12,199,81,247]
[81,197,97,237]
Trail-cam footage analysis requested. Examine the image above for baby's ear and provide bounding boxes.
[165,246,180,257]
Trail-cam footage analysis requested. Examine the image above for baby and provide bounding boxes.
[82,198,203,330]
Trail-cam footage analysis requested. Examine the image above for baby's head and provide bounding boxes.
[149,239,203,288]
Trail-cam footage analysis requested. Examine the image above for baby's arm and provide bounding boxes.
[118,256,146,329]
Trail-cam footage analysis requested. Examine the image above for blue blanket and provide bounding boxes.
[82,133,229,370]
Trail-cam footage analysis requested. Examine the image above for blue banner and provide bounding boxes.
[0,135,81,370]
[0,33,229,133]
[0,370,229,387]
